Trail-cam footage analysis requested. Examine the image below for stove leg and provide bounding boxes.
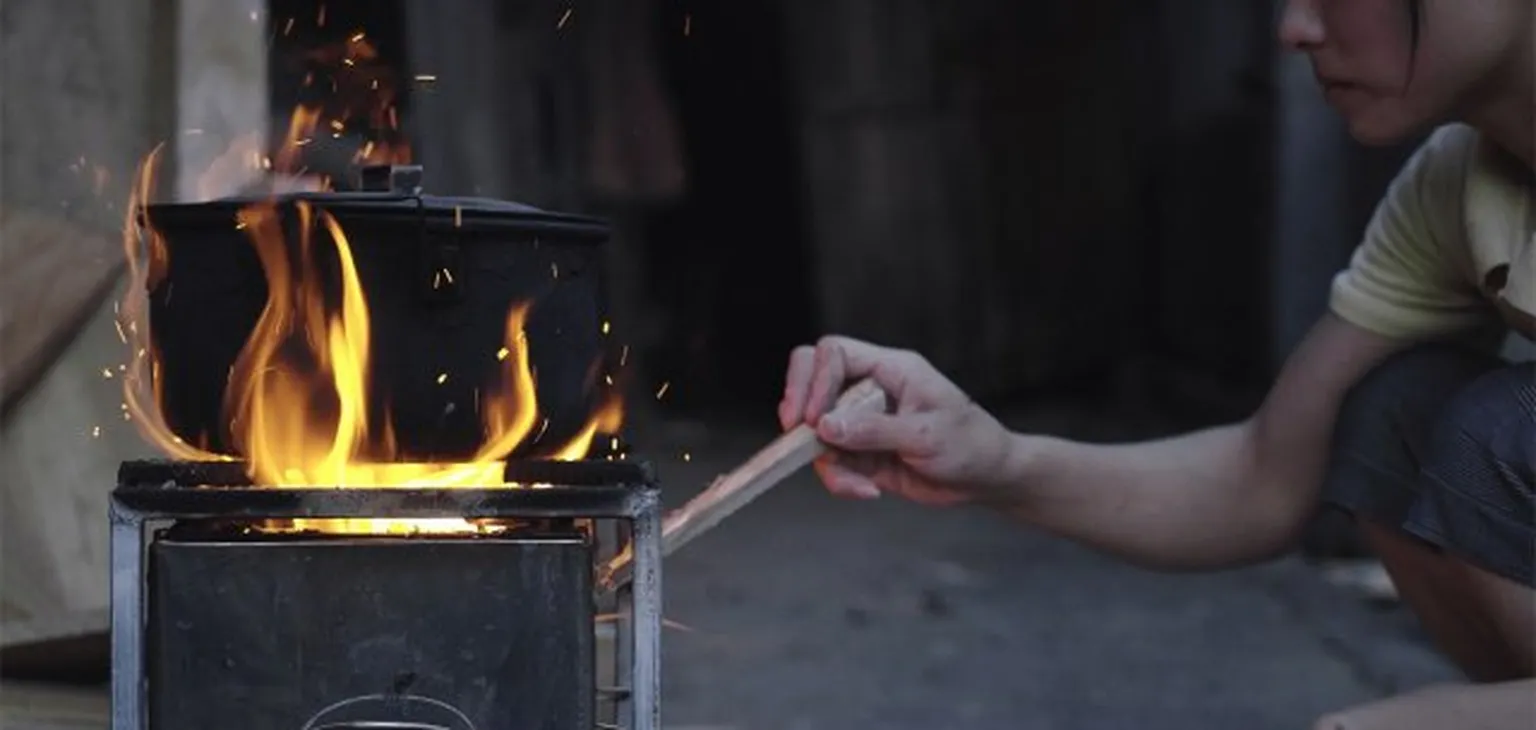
[613,583,634,729]
[630,494,662,730]
[109,502,144,730]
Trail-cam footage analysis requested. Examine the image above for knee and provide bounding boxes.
[1358,519,1439,581]
[1419,361,1535,509]
[1332,346,1497,459]
[1425,362,1535,456]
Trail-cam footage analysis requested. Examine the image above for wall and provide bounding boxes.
[1142,0,1278,387]
[0,0,174,222]
[1272,51,1356,368]
[0,0,178,640]
[174,0,269,201]
[0,0,269,644]
[403,0,590,207]
[783,0,1151,398]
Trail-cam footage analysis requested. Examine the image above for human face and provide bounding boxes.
[1279,0,1534,146]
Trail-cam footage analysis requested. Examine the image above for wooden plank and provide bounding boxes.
[782,0,940,115]
[787,0,1149,398]
[0,210,123,420]
[0,682,108,730]
[0,612,107,652]
[797,107,1142,396]
[602,380,885,589]
[1145,0,1277,383]
[2,295,156,661]
[785,0,1136,116]
[403,0,597,209]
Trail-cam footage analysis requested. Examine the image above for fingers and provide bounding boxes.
[804,336,913,422]
[784,335,940,432]
[813,453,881,500]
[779,345,817,430]
[803,342,847,425]
[817,410,939,458]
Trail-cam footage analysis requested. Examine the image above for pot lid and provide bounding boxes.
[144,165,609,242]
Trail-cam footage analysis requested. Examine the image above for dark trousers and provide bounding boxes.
[1322,345,1536,588]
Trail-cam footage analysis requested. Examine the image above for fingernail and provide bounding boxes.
[832,480,879,500]
[820,416,845,441]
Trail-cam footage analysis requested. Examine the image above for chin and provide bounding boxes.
[1342,113,1423,147]
[1335,96,1444,147]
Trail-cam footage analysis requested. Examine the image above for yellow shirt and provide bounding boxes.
[1330,124,1536,341]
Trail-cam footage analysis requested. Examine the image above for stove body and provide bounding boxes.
[111,460,661,730]
[149,533,593,729]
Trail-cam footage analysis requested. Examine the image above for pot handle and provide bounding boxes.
[299,693,478,730]
[358,165,424,195]
[313,723,449,730]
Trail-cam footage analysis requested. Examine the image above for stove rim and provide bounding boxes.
[118,457,657,489]
[111,458,660,523]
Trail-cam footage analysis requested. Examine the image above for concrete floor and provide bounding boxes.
[0,404,1461,730]
[638,412,1460,730]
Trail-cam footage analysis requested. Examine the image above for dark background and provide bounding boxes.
[258,0,1422,426]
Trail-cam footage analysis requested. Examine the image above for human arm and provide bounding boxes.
[785,316,1404,571]
[993,313,1405,571]
[782,126,1491,571]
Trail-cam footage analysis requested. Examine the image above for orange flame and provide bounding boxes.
[118,36,622,535]
[120,146,226,462]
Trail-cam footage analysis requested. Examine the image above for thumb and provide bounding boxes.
[817,411,937,456]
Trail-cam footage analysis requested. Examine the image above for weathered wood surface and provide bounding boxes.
[0,210,123,419]
[1,295,156,655]
[172,0,269,202]
[783,0,1152,398]
[0,0,173,222]
[0,0,175,666]
[1141,0,1277,383]
[0,682,108,730]
[404,0,613,210]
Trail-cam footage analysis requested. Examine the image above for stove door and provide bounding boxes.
[147,534,594,730]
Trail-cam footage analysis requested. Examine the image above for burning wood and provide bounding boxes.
[0,209,124,418]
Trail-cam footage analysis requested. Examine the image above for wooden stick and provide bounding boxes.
[599,378,887,590]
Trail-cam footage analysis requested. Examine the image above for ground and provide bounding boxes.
[0,405,1461,730]
[639,409,1460,730]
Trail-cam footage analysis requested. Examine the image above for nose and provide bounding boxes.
[1278,0,1325,50]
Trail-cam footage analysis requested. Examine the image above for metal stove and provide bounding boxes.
[110,459,661,730]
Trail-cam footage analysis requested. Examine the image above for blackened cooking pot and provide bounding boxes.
[142,165,614,461]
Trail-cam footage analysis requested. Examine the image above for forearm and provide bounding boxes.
[992,422,1312,571]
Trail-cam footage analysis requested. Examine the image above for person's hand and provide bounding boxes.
[778,336,1015,505]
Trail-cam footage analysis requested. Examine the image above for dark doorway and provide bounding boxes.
[640,1,817,417]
